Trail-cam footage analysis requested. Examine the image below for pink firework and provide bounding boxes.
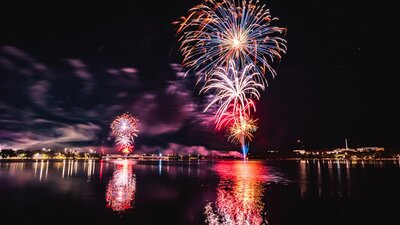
[110,112,139,154]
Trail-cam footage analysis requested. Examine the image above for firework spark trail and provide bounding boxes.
[115,135,134,154]
[110,112,139,154]
[217,103,258,148]
[174,0,287,87]
[201,61,260,151]
[201,60,263,128]
[216,101,255,131]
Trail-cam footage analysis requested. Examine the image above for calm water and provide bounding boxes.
[0,159,399,225]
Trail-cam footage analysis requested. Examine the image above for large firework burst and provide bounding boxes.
[174,0,287,86]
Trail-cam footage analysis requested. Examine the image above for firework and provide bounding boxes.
[174,0,287,86]
[201,60,263,128]
[216,101,255,130]
[228,116,258,146]
[111,112,139,138]
[217,102,258,151]
[110,112,139,154]
[116,135,134,154]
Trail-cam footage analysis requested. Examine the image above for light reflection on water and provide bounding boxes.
[297,159,400,199]
[299,159,353,198]
[0,159,99,182]
[1,159,400,225]
[106,160,136,212]
[204,161,288,225]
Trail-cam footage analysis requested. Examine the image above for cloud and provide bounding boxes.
[1,46,50,75]
[0,57,15,70]
[0,46,223,153]
[65,58,95,96]
[131,91,190,136]
[2,46,35,63]
[121,67,138,74]
[66,59,86,68]
[0,123,102,150]
[0,46,142,150]
[29,80,49,106]
[170,63,187,78]
[53,123,102,143]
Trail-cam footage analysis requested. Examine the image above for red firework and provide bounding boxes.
[110,112,139,154]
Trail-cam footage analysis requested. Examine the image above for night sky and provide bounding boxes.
[0,0,395,153]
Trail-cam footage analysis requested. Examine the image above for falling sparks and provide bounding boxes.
[201,60,263,128]
[201,61,261,150]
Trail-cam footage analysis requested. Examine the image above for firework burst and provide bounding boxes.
[110,113,139,154]
[111,113,139,138]
[228,116,258,145]
[174,0,287,86]
[201,60,263,128]
[216,102,258,146]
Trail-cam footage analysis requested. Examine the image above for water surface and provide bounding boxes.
[0,159,399,225]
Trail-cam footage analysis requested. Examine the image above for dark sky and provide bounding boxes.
[0,0,395,153]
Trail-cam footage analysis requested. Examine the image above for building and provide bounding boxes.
[356,147,384,152]
[293,150,306,155]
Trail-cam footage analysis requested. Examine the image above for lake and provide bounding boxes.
[0,159,399,225]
